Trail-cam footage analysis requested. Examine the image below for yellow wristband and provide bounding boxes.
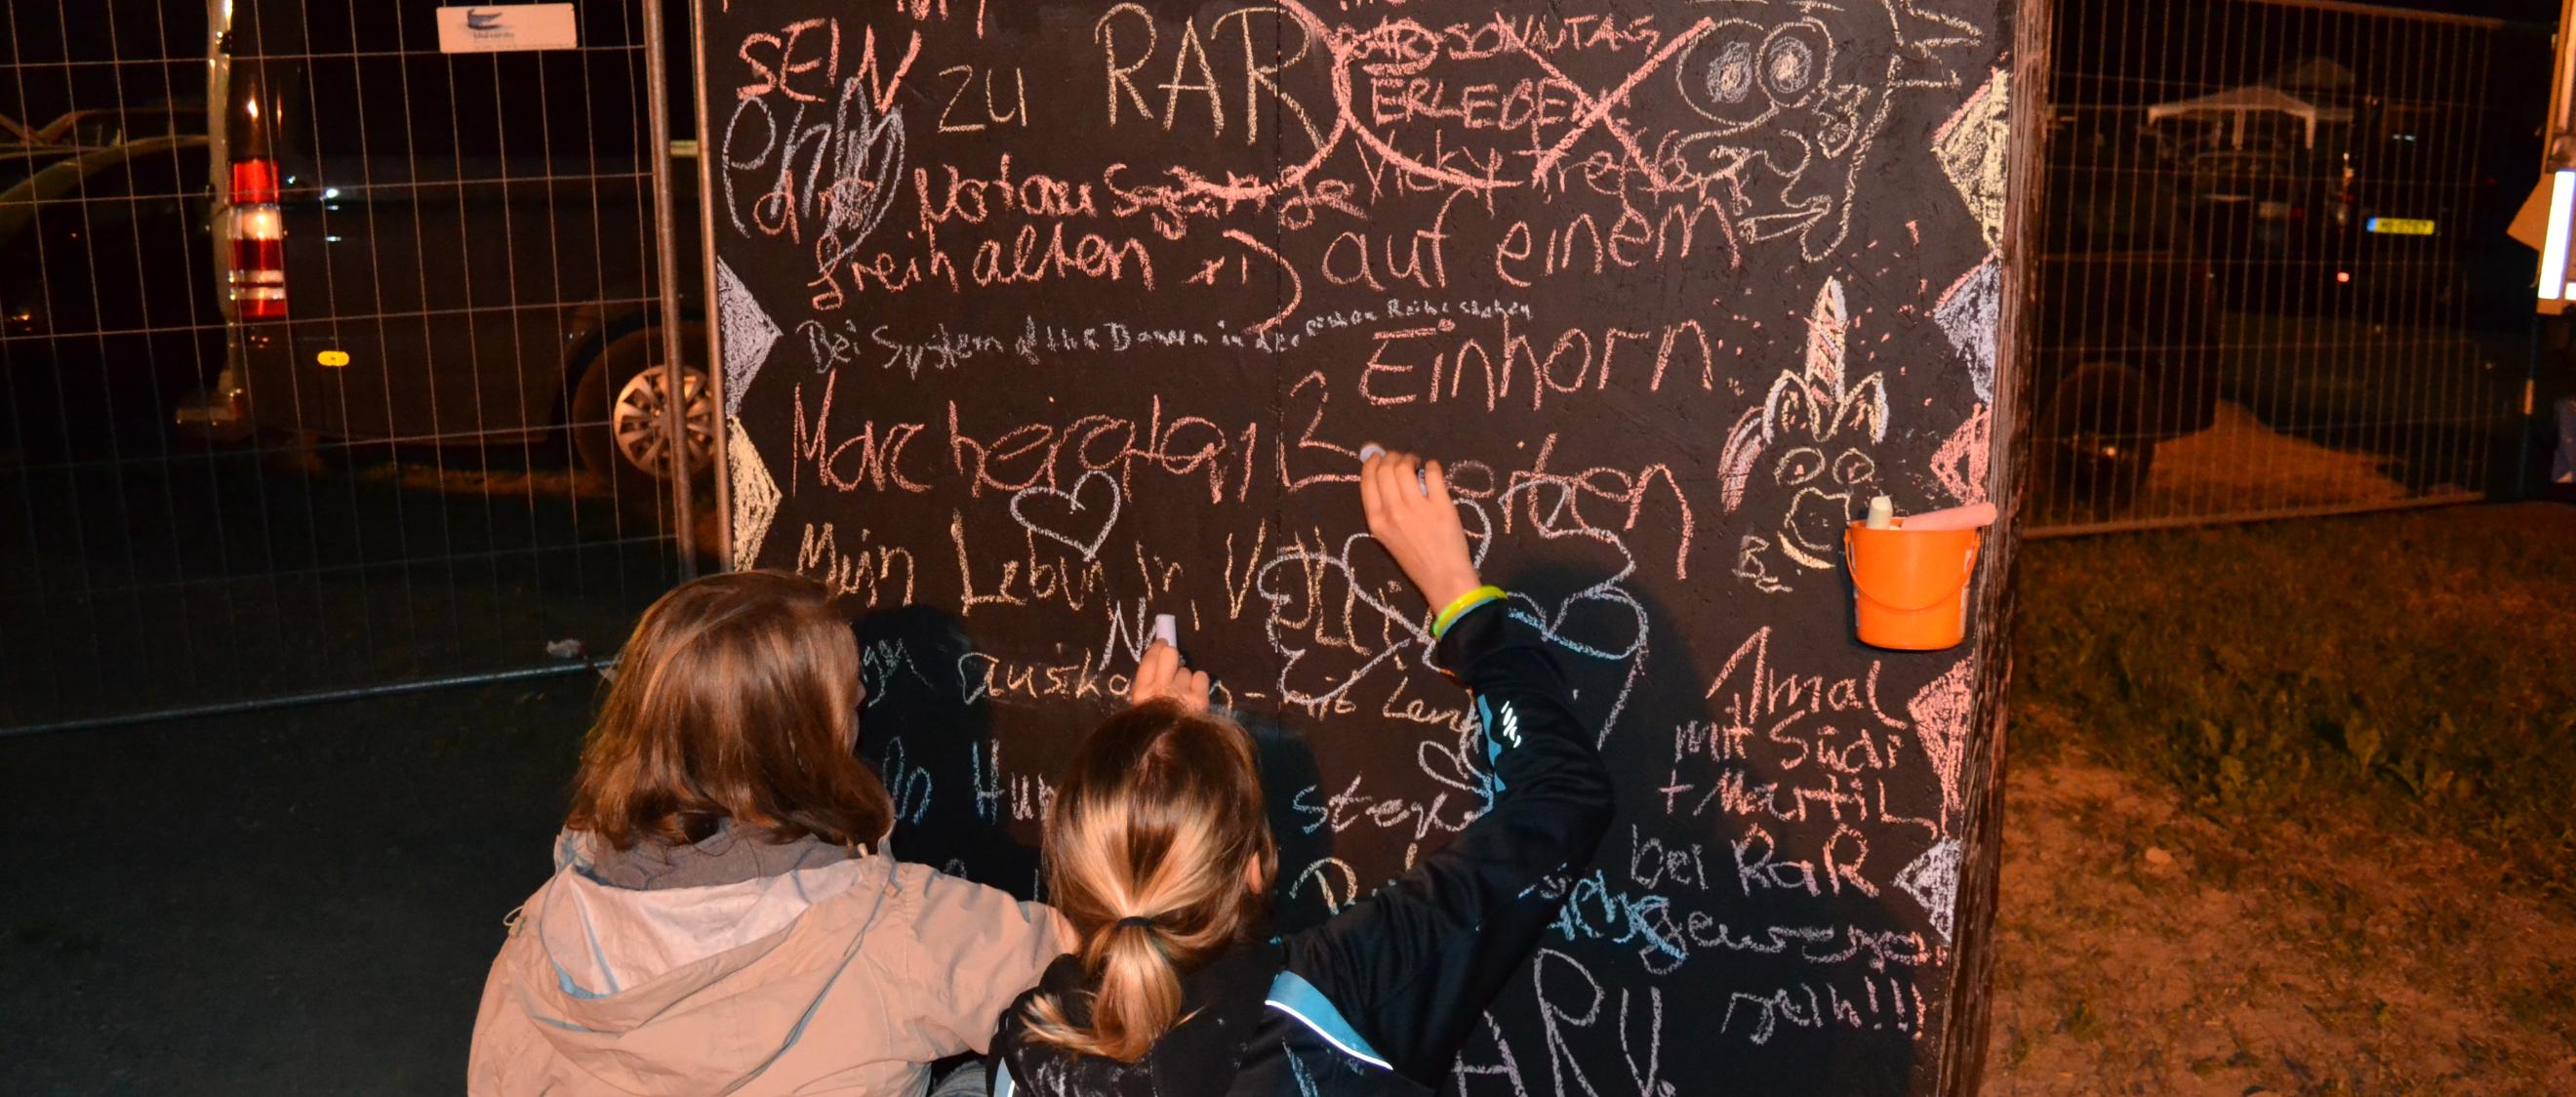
[1431,585,1507,640]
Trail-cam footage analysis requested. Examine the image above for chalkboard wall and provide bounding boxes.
[693,1,2022,1091]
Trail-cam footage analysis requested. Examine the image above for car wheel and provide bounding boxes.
[2039,362,2157,521]
[571,323,716,525]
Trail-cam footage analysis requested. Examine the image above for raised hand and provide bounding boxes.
[1127,640,1210,713]
[1358,446,1483,612]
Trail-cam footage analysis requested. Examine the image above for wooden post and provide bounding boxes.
[1937,0,2052,1092]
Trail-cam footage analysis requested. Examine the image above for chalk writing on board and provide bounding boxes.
[697,0,2008,1091]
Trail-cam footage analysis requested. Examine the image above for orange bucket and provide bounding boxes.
[1843,520,1983,651]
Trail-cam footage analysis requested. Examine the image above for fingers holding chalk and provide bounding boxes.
[1132,614,1208,711]
[1131,633,1198,711]
[1357,442,1429,496]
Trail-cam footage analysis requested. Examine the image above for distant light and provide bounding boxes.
[2336,271,2353,284]
[322,187,339,199]
[2542,171,2574,300]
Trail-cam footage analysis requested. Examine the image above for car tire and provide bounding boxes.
[570,322,716,527]
[2039,362,2158,521]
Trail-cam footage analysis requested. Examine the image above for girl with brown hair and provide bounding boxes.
[988,450,1618,1095]
[468,571,1068,1096]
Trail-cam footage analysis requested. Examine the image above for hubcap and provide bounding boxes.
[610,364,717,479]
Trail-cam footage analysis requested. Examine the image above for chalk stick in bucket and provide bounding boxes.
[1900,502,1997,532]
[1356,443,1430,496]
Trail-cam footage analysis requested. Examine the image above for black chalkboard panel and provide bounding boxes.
[692,2,2019,1091]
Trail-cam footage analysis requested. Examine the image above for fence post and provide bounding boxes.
[641,0,701,577]
[682,0,735,567]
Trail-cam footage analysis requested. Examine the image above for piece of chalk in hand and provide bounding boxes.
[1355,443,1429,496]
[1151,614,1178,648]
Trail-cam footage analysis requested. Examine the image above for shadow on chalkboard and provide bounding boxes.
[846,604,1045,901]
[1462,572,1923,1094]
[844,605,1036,1097]
[841,602,1337,932]
[1233,708,1336,936]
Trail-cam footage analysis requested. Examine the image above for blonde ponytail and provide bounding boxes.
[1023,700,1275,1062]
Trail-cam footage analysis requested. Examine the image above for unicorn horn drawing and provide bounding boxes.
[1719,277,1892,587]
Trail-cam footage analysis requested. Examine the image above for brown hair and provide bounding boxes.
[1022,699,1276,1061]
[566,571,893,851]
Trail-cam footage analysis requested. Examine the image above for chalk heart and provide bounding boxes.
[1010,471,1123,560]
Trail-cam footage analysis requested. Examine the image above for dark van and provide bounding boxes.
[201,0,708,508]
[2033,125,2225,518]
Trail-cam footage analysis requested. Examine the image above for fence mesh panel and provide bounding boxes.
[2033,0,2547,533]
[2,0,2554,725]
[0,0,704,732]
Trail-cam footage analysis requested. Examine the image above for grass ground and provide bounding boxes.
[1986,503,2576,1093]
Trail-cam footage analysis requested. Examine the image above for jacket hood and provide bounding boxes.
[500,833,899,1094]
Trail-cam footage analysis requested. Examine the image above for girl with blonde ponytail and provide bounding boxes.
[990,450,1617,1095]
[1020,695,1276,1061]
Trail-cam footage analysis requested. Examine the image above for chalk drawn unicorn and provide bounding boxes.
[1720,278,1890,592]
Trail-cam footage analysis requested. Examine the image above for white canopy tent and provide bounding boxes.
[2145,84,2354,149]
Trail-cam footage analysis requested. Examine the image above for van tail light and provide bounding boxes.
[227,158,286,320]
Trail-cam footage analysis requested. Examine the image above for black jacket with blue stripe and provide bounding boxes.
[988,601,1616,1095]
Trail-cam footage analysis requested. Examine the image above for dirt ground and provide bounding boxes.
[1985,708,2576,1095]
[2140,401,2420,514]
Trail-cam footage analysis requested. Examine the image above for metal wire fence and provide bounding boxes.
[0,0,706,733]
[2031,0,2548,533]
[0,0,2552,727]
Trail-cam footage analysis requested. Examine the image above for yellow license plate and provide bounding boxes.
[2366,217,2435,236]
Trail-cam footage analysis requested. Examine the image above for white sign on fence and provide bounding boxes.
[436,4,579,54]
